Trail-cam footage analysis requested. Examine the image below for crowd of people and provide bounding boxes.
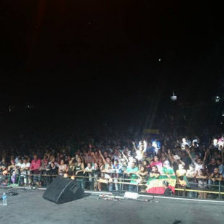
[0,135,224,199]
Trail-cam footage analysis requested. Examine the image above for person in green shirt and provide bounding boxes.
[162,160,175,176]
[124,162,139,192]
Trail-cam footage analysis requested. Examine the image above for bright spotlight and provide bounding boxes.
[215,96,221,103]
[170,92,177,101]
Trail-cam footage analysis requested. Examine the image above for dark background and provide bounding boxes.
[0,0,224,140]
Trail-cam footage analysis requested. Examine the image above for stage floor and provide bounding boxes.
[0,188,224,224]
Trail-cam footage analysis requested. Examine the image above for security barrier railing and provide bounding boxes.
[0,172,223,200]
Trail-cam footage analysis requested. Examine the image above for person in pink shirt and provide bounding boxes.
[148,156,163,173]
[30,154,41,186]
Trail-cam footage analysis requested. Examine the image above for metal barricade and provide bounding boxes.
[0,172,223,201]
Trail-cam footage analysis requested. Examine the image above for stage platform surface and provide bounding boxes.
[0,188,224,224]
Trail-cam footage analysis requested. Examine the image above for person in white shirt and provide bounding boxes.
[15,156,20,165]
[58,159,68,176]
[84,162,93,190]
[20,158,31,185]
[133,140,147,161]
[186,164,196,178]
[16,158,23,170]
[186,147,208,173]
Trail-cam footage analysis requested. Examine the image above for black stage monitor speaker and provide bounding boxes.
[43,176,84,204]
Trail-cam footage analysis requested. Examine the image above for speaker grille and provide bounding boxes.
[43,176,84,204]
